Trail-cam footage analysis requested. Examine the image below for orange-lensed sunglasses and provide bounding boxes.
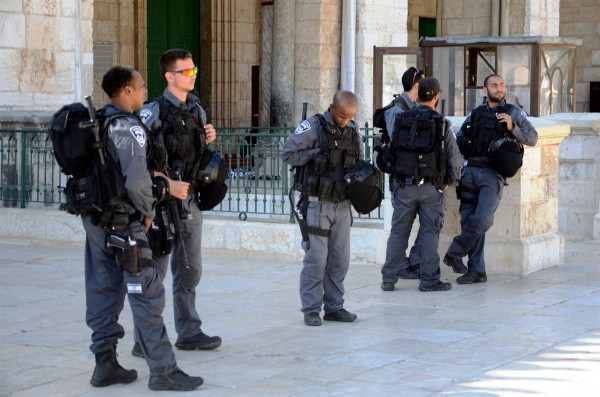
[171,67,198,77]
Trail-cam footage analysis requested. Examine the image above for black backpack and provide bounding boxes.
[50,102,124,216]
[50,102,99,177]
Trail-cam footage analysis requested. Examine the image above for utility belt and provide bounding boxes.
[464,158,492,168]
[307,196,342,203]
[394,175,433,187]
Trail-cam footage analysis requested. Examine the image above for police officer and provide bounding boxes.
[84,65,203,391]
[282,91,363,326]
[139,49,221,353]
[443,74,538,283]
[382,66,425,280]
[380,77,463,292]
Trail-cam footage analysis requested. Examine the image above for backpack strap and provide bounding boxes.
[393,94,411,111]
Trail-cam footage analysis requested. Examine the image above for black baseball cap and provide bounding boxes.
[418,77,441,102]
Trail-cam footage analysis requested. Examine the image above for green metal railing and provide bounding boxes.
[0,123,383,220]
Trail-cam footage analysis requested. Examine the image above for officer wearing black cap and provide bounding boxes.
[381,77,462,292]
[443,74,537,284]
[382,66,425,280]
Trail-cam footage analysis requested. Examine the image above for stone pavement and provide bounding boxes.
[0,239,599,397]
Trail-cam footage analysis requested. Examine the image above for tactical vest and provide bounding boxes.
[391,107,444,181]
[458,103,514,158]
[294,115,360,202]
[157,97,206,182]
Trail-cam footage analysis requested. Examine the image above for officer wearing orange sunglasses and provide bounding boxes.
[137,49,222,358]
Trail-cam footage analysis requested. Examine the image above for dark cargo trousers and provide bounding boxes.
[153,197,204,340]
[446,166,504,273]
[82,215,178,376]
[381,181,445,288]
[300,200,352,315]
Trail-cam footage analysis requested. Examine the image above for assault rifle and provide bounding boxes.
[437,99,447,191]
[80,95,126,224]
[164,168,191,269]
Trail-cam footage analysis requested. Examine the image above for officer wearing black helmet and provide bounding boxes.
[380,77,462,292]
[443,74,538,284]
[282,91,363,326]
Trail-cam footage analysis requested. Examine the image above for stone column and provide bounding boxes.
[439,117,570,275]
[260,4,273,127]
[271,0,295,127]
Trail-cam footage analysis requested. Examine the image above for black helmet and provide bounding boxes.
[197,150,227,185]
[344,160,383,214]
[195,150,228,211]
[488,136,524,178]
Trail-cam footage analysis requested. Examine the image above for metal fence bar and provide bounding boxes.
[0,125,383,219]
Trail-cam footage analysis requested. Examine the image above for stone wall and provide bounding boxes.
[353,1,408,127]
[0,0,93,112]
[549,113,600,238]
[92,0,140,108]
[560,0,600,113]
[291,0,342,122]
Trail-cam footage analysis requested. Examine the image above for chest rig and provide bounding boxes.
[157,97,206,183]
[293,115,359,202]
[459,103,514,158]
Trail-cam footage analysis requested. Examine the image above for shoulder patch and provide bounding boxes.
[520,110,528,118]
[130,126,146,147]
[294,120,311,134]
[138,108,152,123]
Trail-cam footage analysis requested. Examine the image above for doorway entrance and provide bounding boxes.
[147,1,200,99]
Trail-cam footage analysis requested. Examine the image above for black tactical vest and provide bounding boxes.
[294,115,360,202]
[157,97,206,182]
[391,107,443,180]
[458,103,514,158]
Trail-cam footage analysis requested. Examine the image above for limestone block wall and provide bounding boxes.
[548,113,600,238]
[353,1,408,127]
[560,0,600,113]
[524,0,560,35]
[439,0,494,36]
[407,0,436,46]
[0,0,93,111]
[92,0,139,108]
[292,0,342,122]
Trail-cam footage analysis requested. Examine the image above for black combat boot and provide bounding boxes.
[90,346,138,387]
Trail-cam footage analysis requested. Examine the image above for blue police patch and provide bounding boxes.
[130,126,146,147]
[294,120,311,134]
[521,110,528,118]
[139,108,152,123]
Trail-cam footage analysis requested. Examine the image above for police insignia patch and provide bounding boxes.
[130,126,146,147]
[139,108,152,123]
[521,110,528,118]
[295,120,311,134]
